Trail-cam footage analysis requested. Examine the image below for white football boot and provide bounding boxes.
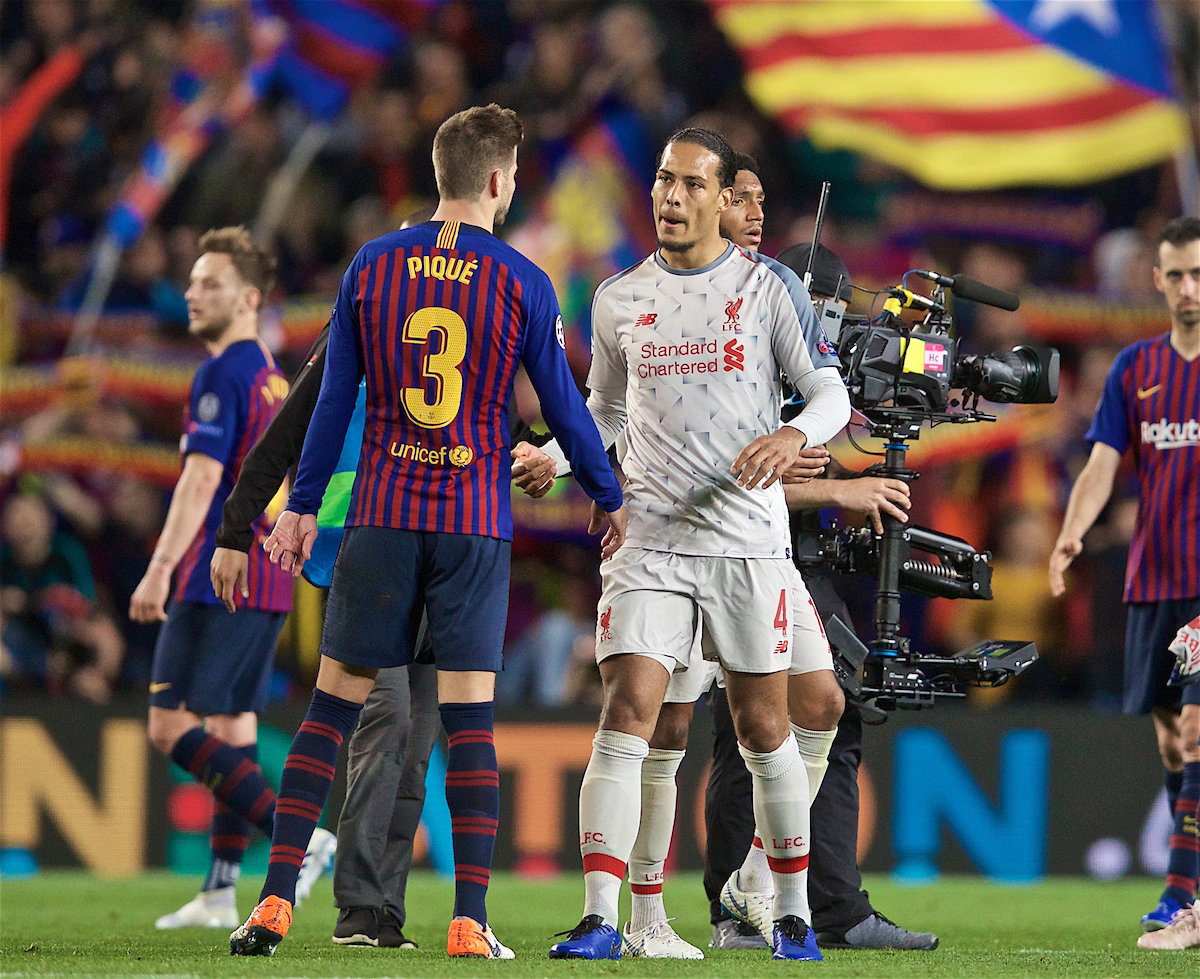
[155,886,239,929]
[720,870,774,944]
[622,920,704,959]
[295,827,338,907]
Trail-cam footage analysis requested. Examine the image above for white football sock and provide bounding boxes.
[579,729,649,928]
[628,747,684,931]
[791,723,836,802]
[739,733,811,922]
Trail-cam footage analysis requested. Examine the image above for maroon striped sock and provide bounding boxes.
[170,729,276,838]
[440,702,500,925]
[260,689,362,904]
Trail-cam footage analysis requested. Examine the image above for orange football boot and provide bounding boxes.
[447,916,515,958]
[229,895,293,956]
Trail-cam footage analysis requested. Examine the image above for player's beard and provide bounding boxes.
[657,234,699,253]
[494,198,510,228]
[190,310,233,343]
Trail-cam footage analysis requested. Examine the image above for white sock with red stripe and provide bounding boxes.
[738,732,812,922]
[579,729,649,927]
[628,747,684,931]
[791,722,836,802]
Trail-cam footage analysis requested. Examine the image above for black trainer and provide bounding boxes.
[378,907,418,949]
[332,906,379,946]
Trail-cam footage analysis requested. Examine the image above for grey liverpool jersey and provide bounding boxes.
[585,242,849,559]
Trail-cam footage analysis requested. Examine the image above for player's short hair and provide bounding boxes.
[197,226,276,309]
[433,104,524,202]
[1157,216,1200,258]
[776,242,853,304]
[661,128,738,189]
[733,152,760,178]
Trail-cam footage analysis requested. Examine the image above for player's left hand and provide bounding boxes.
[588,502,628,559]
[263,510,317,577]
[511,441,557,498]
[210,547,249,613]
[732,426,808,490]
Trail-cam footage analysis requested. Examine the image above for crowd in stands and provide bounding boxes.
[0,0,1191,708]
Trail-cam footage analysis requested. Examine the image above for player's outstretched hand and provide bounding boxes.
[1048,537,1082,597]
[512,441,557,498]
[263,510,317,577]
[837,476,910,534]
[588,502,628,559]
[781,446,830,484]
[210,547,249,613]
[732,426,807,490]
[129,565,170,623]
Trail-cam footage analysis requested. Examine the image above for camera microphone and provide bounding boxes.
[888,287,943,311]
[911,270,1021,312]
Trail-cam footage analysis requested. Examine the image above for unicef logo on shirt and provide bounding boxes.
[449,445,474,467]
[197,393,221,422]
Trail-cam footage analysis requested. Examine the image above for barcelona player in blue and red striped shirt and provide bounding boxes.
[131,227,302,933]
[1051,217,1200,942]
[231,105,626,960]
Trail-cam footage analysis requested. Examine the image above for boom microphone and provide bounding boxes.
[950,275,1020,312]
[911,270,1021,311]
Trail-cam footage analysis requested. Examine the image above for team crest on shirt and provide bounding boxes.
[599,605,613,642]
[197,393,220,422]
[449,445,474,467]
[723,297,743,332]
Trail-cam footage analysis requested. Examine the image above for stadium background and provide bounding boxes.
[0,0,1196,889]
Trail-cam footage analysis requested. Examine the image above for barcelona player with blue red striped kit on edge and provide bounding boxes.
[131,228,335,934]
[229,104,626,959]
[1050,217,1200,951]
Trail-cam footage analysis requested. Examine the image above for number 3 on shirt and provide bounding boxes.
[401,306,467,428]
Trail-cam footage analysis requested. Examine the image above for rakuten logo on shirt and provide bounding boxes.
[1141,418,1200,449]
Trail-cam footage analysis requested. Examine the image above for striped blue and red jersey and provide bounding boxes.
[288,220,621,538]
[1087,333,1200,603]
[175,338,293,612]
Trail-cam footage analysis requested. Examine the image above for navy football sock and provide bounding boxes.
[171,729,276,838]
[261,689,362,904]
[1162,761,1200,906]
[1167,768,1184,819]
[203,745,260,892]
[440,701,500,926]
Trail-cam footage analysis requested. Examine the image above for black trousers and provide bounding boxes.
[703,570,874,932]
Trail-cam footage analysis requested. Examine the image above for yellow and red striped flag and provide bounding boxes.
[710,0,1189,189]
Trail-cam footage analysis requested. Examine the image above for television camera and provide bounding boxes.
[795,186,1057,719]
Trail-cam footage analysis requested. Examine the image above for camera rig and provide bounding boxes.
[796,185,1053,718]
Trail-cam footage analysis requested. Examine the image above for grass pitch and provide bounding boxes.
[1,871,1196,977]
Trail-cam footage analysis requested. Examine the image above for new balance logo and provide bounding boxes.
[723,339,744,372]
[635,313,658,327]
[774,640,789,655]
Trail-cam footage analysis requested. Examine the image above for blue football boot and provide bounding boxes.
[772,915,823,961]
[549,914,622,959]
[1142,896,1189,932]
